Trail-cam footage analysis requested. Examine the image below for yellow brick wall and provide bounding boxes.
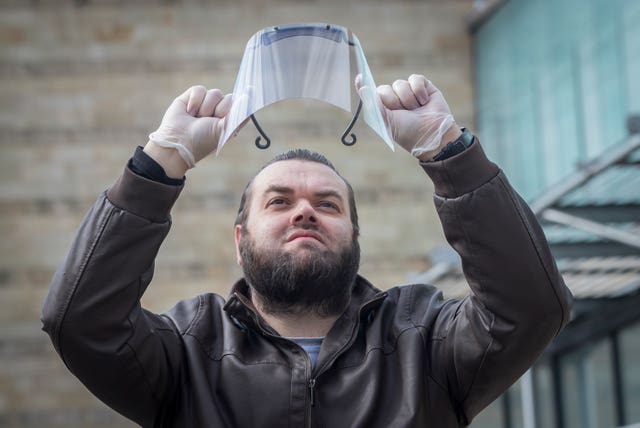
[0,1,473,426]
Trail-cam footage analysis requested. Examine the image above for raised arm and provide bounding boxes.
[423,141,571,423]
[41,86,232,426]
[370,74,573,424]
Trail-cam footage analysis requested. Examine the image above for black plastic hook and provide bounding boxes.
[251,114,271,149]
[341,99,362,146]
[250,99,362,149]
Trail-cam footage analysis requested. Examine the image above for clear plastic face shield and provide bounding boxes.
[218,23,394,154]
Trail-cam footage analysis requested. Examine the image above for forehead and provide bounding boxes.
[252,159,349,196]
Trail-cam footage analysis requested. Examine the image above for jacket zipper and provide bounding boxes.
[308,378,316,406]
[306,360,314,428]
[304,292,387,428]
[269,337,314,427]
[233,291,387,428]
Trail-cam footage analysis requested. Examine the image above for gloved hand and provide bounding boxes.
[358,74,459,160]
[146,85,232,173]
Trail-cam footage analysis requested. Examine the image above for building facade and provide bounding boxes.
[465,0,640,426]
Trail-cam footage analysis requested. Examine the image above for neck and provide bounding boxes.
[250,294,340,337]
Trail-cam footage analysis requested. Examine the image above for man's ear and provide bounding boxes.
[234,224,243,265]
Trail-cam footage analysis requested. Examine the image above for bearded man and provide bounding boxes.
[42,74,572,427]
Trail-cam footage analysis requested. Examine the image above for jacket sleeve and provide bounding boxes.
[41,165,186,426]
[418,140,573,424]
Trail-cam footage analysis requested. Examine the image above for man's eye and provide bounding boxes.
[318,201,339,210]
[268,198,287,206]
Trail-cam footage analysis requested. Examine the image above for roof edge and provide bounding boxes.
[531,134,640,215]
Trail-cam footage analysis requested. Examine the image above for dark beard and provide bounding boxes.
[239,229,360,317]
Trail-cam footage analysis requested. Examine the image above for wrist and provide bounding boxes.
[431,127,474,162]
[143,140,189,179]
[441,123,463,147]
[416,123,461,162]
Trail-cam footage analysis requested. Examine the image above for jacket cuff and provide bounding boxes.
[420,138,500,198]
[106,165,184,222]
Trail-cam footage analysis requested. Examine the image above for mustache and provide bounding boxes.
[291,223,319,231]
[284,223,322,241]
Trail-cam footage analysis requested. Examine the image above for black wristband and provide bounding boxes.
[432,128,474,161]
[129,146,185,186]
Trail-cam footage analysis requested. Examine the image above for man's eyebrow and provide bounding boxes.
[314,189,344,202]
[264,185,294,195]
[263,185,344,202]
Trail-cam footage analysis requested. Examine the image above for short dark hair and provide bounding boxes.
[235,148,359,238]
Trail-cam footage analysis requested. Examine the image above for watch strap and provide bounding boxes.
[432,128,474,161]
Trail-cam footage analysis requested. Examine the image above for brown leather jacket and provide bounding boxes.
[42,142,572,427]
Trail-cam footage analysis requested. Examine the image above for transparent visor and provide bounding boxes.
[218,23,394,154]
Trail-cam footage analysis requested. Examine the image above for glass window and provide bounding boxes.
[620,321,640,423]
[470,395,505,428]
[560,339,616,428]
[507,379,524,428]
[623,1,640,113]
[474,0,631,200]
[534,363,556,428]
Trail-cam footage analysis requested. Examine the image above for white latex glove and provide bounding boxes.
[358,74,458,159]
[148,85,233,169]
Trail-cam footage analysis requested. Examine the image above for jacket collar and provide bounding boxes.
[223,275,387,337]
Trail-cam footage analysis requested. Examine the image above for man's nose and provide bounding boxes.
[290,201,317,224]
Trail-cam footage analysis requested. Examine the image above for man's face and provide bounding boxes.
[234,159,360,316]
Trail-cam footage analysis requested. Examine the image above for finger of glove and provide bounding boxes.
[392,79,421,110]
[214,93,233,118]
[424,78,441,97]
[186,85,207,116]
[354,73,363,92]
[377,85,403,110]
[408,74,430,106]
[355,75,376,109]
[198,89,224,117]
[189,117,219,161]
[167,86,196,118]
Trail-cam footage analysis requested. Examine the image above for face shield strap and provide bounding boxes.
[250,98,363,150]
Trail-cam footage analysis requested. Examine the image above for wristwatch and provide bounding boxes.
[432,128,474,161]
